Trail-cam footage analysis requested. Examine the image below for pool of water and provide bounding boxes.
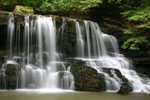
[0,90,150,100]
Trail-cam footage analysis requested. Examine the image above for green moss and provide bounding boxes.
[14,5,34,15]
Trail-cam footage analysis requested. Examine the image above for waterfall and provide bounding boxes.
[0,13,150,93]
[75,20,150,93]
[7,13,15,60]
[0,14,74,90]
[84,21,91,58]
[75,21,85,58]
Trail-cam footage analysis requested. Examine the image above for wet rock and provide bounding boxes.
[0,11,9,25]
[102,68,122,78]
[118,82,133,94]
[70,59,106,92]
[102,68,128,83]
[0,63,21,89]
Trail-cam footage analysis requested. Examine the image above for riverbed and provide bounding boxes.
[0,90,150,100]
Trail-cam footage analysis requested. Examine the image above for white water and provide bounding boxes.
[0,14,74,90]
[0,14,150,93]
[7,14,14,59]
[84,21,91,58]
[75,20,150,93]
[75,21,85,57]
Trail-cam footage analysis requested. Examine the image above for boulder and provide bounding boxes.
[70,59,106,92]
[69,59,133,93]
[118,82,133,94]
[14,5,34,15]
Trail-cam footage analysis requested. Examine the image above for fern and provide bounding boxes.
[123,29,135,35]
[121,37,149,50]
[136,22,150,29]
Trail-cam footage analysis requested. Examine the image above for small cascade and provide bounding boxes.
[102,34,120,56]
[75,21,85,58]
[80,21,108,58]
[7,13,15,60]
[84,21,91,58]
[73,20,150,93]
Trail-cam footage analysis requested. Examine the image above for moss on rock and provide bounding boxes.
[14,5,34,15]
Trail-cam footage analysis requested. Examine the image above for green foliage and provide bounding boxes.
[21,0,43,8]
[141,0,150,7]
[121,37,149,50]
[127,7,150,22]
[123,29,135,35]
[78,0,102,10]
[136,22,150,29]
[121,10,134,17]
[2,0,43,9]
[1,0,126,13]
[37,0,127,13]
[38,0,102,13]
[121,5,150,50]
[121,7,150,22]
[119,0,139,9]
[38,0,77,12]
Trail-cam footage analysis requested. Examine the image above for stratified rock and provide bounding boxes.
[70,59,106,92]
[14,5,34,15]
[0,11,9,25]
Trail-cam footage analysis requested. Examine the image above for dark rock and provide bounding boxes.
[0,11,9,25]
[102,68,122,78]
[0,63,21,89]
[131,58,150,77]
[118,82,133,94]
[102,68,128,83]
[70,59,106,92]
[69,59,133,92]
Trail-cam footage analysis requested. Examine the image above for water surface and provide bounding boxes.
[0,90,149,100]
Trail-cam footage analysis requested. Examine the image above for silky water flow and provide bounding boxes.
[0,13,150,93]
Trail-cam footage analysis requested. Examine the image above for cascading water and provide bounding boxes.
[75,20,150,93]
[7,14,15,59]
[0,13,150,93]
[75,21,85,58]
[0,14,74,90]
